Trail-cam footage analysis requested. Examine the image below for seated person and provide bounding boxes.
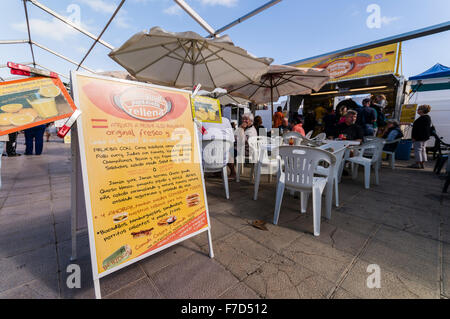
[382,119,403,152]
[279,117,291,135]
[291,117,306,136]
[254,115,266,136]
[330,110,363,143]
[229,113,257,178]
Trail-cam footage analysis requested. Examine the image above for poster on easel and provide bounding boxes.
[71,72,212,298]
[0,76,76,136]
[191,95,222,123]
[400,104,418,125]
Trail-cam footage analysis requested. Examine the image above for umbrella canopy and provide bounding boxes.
[198,88,249,106]
[225,64,330,106]
[108,27,272,91]
[98,70,137,81]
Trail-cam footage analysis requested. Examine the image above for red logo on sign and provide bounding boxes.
[326,60,354,78]
[113,87,172,121]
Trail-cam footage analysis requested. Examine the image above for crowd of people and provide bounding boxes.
[267,94,433,169]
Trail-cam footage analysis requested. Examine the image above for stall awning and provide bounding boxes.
[409,63,450,80]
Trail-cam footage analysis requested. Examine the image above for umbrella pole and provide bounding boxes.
[270,77,274,123]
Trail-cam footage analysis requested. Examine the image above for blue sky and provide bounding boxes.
[1,0,449,85]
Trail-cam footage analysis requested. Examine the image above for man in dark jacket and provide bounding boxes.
[359,98,377,136]
[331,110,364,143]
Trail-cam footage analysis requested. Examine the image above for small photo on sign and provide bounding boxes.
[0,77,76,135]
[191,95,222,123]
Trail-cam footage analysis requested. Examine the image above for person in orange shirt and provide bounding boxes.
[273,106,284,128]
[292,117,306,136]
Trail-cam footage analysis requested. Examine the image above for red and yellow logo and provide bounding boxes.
[113,87,171,121]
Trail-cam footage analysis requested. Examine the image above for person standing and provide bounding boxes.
[24,124,47,155]
[359,98,377,136]
[279,117,291,135]
[322,108,337,138]
[371,94,387,136]
[272,106,284,128]
[0,134,9,188]
[410,104,432,169]
[6,132,20,156]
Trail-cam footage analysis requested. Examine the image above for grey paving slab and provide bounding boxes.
[0,244,58,294]
[218,282,261,299]
[189,216,238,248]
[0,222,55,258]
[213,232,276,281]
[243,254,335,299]
[359,225,439,291]
[332,287,359,299]
[339,259,438,299]
[150,252,239,298]
[0,275,59,299]
[240,219,304,254]
[280,234,355,283]
[139,241,201,276]
[57,234,96,299]
[104,277,162,299]
[442,243,450,298]
[2,191,51,208]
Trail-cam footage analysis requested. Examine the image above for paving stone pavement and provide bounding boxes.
[0,135,449,299]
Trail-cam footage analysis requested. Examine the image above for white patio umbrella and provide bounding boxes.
[198,88,249,106]
[98,70,137,81]
[108,27,272,91]
[225,64,330,113]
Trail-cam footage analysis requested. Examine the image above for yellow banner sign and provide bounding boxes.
[0,77,76,135]
[294,43,399,82]
[192,95,222,123]
[73,73,209,276]
[400,104,418,124]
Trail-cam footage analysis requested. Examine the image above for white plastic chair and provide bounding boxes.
[235,130,256,183]
[273,146,336,236]
[282,131,303,146]
[317,142,347,207]
[345,139,385,189]
[311,132,326,142]
[305,130,313,139]
[202,139,233,199]
[382,138,402,169]
[250,136,280,200]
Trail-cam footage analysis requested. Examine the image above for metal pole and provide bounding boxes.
[32,41,96,73]
[0,39,29,44]
[174,0,215,36]
[208,0,282,37]
[77,0,125,70]
[22,0,36,67]
[27,0,114,50]
[270,77,274,116]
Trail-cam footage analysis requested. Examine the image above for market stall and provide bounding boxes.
[286,43,406,129]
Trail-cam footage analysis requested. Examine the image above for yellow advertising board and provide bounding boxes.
[71,72,211,296]
[0,77,76,135]
[400,104,418,124]
[294,43,399,82]
[192,95,222,123]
